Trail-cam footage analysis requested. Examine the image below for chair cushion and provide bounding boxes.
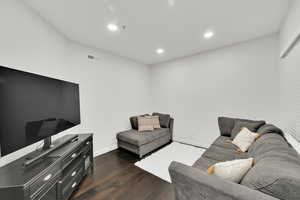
[152,112,171,128]
[117,128,170,146]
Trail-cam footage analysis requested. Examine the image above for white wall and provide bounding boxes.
[279,0,300,141]
[65,42,151,155]
[0,0,289,168]
[0,0,150,167]
[150,36,280,147]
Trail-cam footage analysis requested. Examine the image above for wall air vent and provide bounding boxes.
[88,55,95,59]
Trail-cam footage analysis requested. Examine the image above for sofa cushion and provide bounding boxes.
[257,124,284,137]
[242,132,300,200]
[248,133,291,160]
[210,136,237,150]
[231,119,265,139]
[207,136,248,159]
[130,114,150,130]
[117,128,170,146]
[241,154,300,200]
[203,145,248,162]
[193,146,248,172]
[193,136,248,171]
[193,156,220,171]
[152,112,171,128]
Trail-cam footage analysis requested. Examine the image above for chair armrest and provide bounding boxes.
[169,118,174,140]
[169,161,278,200]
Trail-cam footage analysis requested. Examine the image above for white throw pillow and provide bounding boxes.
[138,116,154,132]
[232,127,259,152]
[207,158,254,183]
[151,115,161,129]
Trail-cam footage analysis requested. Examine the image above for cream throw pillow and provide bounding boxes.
[207,158,254,183]
[232,127,259,152]
[138,116,154,131]
[152,115,161,129]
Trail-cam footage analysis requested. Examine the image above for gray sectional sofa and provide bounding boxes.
[169,117,300,200]
[117,113,173,158]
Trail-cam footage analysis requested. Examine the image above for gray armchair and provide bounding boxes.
[117,113,174,158]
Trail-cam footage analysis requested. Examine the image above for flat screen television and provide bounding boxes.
[0,66,80,157]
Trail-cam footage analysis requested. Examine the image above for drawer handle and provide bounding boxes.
[72,182,77,188]
[71,153,77,158]
[71,171,77,177]
[44,174,52,181]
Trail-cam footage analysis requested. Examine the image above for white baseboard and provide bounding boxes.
[94,145,118,157]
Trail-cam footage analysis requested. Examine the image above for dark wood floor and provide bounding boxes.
[71,149,175,200]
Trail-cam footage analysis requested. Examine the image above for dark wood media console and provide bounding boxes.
[0,134,93,200]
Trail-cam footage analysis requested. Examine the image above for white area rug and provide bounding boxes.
[135,142,205,182]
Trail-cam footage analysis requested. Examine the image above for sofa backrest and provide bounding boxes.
[241,124,300,200]
[218,117,265,137]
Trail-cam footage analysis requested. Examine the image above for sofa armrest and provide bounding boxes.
[169,161,278,200]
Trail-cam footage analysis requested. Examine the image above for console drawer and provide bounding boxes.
[62,147,83,169]
[61,159,84,186]
[60,170,83,200]
[30,163,61,196]
[30,172,60,200]
[84,139,92,150]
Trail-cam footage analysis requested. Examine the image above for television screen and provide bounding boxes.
[0,66,80,156]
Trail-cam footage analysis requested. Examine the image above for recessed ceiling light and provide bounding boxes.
[204,30,214,39]
[156,48,165,55]
[168,0,175,6]
[107,23,119,32]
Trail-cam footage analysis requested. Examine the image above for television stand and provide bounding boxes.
[23,134,79,167]
[43,136,53,150]
[0,134,93,200]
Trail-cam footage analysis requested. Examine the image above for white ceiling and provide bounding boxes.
[23,0,290,64]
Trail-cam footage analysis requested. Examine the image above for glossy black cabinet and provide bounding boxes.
[35,182,58,200]
[0,134,93,200]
